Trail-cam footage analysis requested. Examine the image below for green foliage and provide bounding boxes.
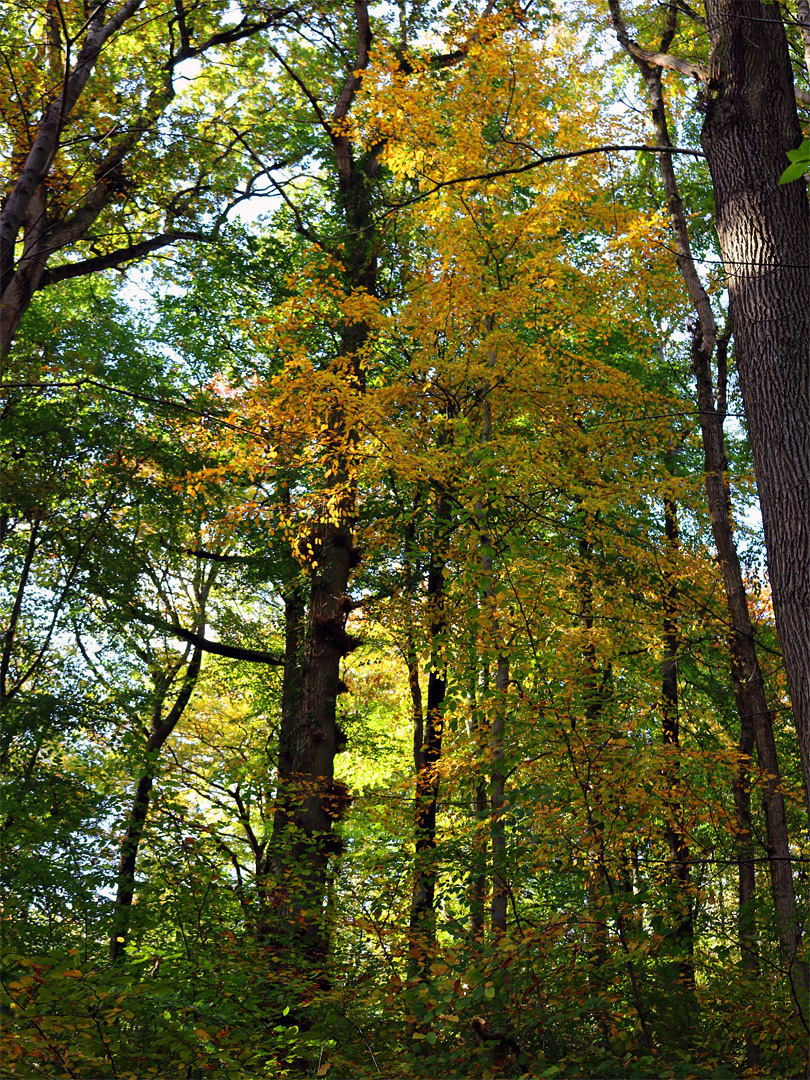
[2,2,808,1078]
[778,139,810,184]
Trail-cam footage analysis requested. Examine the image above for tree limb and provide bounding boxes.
[387,144,706,211]
[131,608,285,666]
[38,231,210,286]
[0,0,144,297]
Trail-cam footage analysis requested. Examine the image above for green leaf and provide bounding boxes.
[779,139,809,184]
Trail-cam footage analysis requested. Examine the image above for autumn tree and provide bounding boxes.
[0,0,301,354]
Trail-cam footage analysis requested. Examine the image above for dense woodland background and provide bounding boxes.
[2,0,810,1076]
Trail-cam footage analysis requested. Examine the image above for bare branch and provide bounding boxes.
[166,6,298,71]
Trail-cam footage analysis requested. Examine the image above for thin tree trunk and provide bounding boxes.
[692,327,808,1001]
[466,656,489,943]
[573,514,614,1036]
[404,512,425,777]
[0,515,40,705]
[660,495,695,998]
[109,644,202,960]
[474,323,509,937]
[490,655,509,935]
[260,568,306,939]
[733,713,761,1069]
[409,493,449,969]
[797,0,810,83]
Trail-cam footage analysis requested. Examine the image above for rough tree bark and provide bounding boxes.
[608,0,810,830]
[699,0,810,818]
[609,0,808,1015]
[265,0,376,966]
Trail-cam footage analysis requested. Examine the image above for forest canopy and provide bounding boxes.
[1,0,809,1076]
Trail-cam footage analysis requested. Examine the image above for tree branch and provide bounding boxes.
[0,378,264,438]
[387,144,705,211]
[166,6,298,71]
[0,0,144,297]
[38,231,210,286]
[131,609,285,666]
[607,0,810,106]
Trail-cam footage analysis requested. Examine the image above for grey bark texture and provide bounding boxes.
[701,0,810,822]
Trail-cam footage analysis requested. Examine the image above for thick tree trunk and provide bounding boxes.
[265,0,375,966]
[701,0,810,819]
[268,522,357,964]
[608,2,808,1005]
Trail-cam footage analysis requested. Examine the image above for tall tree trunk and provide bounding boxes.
[606,0,807,1008]
[466,658,489,943]
[109,644,202,960]
[409,493,449,969]
[267,520,359,965]
[489,654,509,936]
[474,326,509,937]
[733,714,762,1068]
[692,327,808,1002]
[660,494,695,1000]
[260,567,306,940]
[266,0,376,966]
[701,0,810,821]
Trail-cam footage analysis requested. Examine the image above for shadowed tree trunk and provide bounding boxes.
[264,0,377,968]
[409,490,450,971]
[608,0,810,836]
[109,558,218,961]
[660,493,695,1010]
[489,654,509,936]
[471,324,511,938]
[109,642,202,961]
[466,654,489,943]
